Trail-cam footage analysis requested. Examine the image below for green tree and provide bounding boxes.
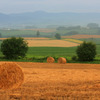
[36,30,40,37]
[0,33,2,38]
[55,33,61,39]
[76,41,96,61]
[87,23,99,29]
[1,37,28,59]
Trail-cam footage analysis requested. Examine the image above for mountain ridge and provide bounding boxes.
[0,11,100,28]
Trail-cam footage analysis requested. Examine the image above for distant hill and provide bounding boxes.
[0,11,100,28]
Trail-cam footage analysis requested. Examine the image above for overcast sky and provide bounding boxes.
[0,0,100,14]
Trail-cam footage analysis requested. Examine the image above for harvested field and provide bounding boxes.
[27,40,79,47]
[62,34,100,39]
[0,62,100,100]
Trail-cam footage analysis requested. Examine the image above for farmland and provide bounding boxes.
[0,62,100,100]
[0,28,100,63]
[62,34,100,39]
[64,38,83,44]
[27,40,79,47]
[0,28,100,100]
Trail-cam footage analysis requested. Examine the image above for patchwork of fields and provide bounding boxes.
[0,29,100,100]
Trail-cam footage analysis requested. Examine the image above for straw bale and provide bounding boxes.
[0,62,24,90]
[58,57,66,64]
[47,57,55,63]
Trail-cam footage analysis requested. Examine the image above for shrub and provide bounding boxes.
[76,41,96,61]
[71,55,77,61]
[1,37,28,59]
[55,33,61,39]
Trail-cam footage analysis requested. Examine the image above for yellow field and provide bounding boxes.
[0,62,100,100]
[27,40,79,47]
[64,39,83,44]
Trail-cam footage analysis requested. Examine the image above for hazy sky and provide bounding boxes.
[0,0,100,14]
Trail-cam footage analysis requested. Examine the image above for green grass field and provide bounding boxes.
[27,47,77,58]
[0,45,100,63]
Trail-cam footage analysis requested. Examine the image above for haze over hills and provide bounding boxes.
[0,11,100,28]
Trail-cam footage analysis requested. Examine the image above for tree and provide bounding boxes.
[36,30,40,37]
[55,33,61,39]
[87,23,99,29]
[0,33,2,38]
[1,37,28,59]
[65,31,79,36]
[76,41,96,61]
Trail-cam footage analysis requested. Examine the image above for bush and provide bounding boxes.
[76,41,96,61]
[71,55,77,61]
[55,33,61,39]
[1,37,28,59]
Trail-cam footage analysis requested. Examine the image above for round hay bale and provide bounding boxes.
[47,57,55,63]
[0,62,24,90]
[58,57,66,64]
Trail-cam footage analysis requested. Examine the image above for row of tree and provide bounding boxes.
[57,23,100,30]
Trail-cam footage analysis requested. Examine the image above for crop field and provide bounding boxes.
[0,62,100,100]
[27,40,79,47]
[62,34,100,39]
[64,39,83,44]
[26,47,77,58]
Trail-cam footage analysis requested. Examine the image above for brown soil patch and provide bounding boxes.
[62,34,100,39]
[27,40,79,47]
[0,62,100,100]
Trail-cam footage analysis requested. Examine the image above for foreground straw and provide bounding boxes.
[0,62,24,90]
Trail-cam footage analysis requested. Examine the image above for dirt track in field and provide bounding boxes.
[62,34,100,39]
[27,40,79,47]
[1,62,100,100]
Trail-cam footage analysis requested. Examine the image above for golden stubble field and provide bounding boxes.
[0,62,100,100]
[27,40,79,47]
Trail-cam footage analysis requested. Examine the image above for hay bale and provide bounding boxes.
[58,57,66,64]
[0,62,24,90]
[47,57,55,63]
